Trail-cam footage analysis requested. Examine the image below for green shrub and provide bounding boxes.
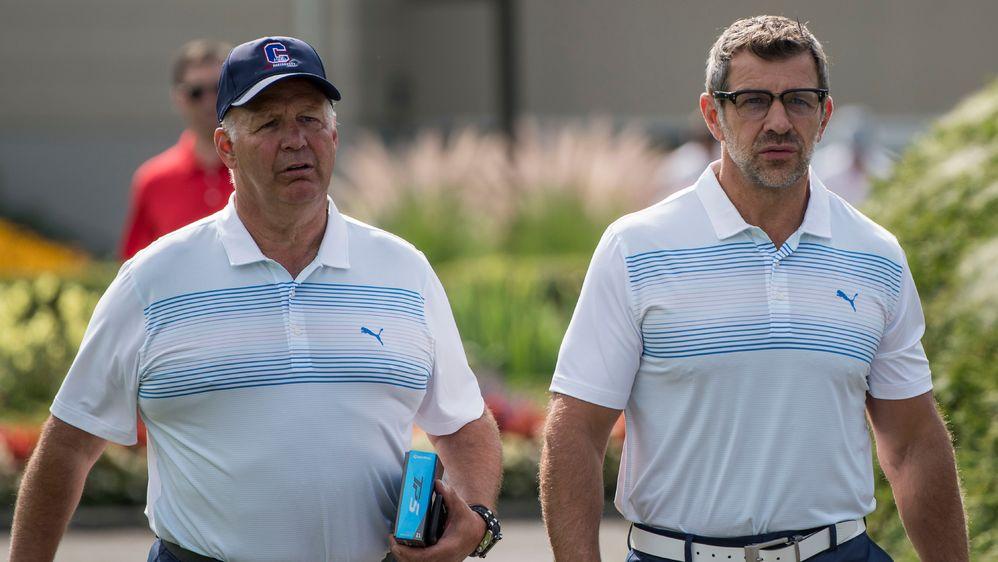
[864,79,998,561]
[0,268,115,417]
[438,255,588,387]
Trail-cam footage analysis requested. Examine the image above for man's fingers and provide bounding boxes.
[434,478,463,511]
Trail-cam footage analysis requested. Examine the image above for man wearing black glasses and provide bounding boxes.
[120,39,234,259]
[543,15,968,562]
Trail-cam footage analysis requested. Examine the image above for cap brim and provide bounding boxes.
[231,72,342,108]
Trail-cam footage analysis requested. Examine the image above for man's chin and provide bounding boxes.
[749,158,808,189]
[279,182,328,205]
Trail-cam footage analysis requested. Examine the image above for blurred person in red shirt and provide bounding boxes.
[120,39,233,259]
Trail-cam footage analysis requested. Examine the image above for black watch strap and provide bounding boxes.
[469,504,502,558]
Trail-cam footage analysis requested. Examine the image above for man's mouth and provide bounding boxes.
[282,163,313,173]
[758,145,799,159]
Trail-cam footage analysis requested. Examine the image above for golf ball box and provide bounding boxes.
[393,450,446,547]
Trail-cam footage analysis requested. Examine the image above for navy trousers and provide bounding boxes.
[147,539,181,562]
[627,532,892,562]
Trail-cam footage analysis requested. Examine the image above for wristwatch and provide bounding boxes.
[468,504,502,557]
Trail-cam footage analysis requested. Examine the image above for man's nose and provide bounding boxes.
[280,122,307,150]
[762,99,793,135]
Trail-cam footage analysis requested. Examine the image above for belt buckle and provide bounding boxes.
[743,535,801,562]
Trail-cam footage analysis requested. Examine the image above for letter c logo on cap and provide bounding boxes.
[264,42,290,64]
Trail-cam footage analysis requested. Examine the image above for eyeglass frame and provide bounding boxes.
[711,88,829,119]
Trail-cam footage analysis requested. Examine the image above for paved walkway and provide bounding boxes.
[2,519,631,561]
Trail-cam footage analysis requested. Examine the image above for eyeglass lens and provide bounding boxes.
[734,91,821,119]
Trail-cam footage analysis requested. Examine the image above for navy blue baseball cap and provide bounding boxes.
[216,36,342,123]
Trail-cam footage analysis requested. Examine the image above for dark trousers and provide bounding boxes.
[148,539,181,562]
[627,532,892,562]
[148,539,223,562]
[149,539,397,562]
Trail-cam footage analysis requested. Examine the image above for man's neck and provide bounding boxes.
[190,129,222,170]
[714,157,809,248]
[235,194,328,279]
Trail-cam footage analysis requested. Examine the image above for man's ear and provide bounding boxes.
[699,93,725,142]
[816,95,835,144]
[214,126,237,169]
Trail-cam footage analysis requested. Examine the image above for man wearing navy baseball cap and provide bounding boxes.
[10,36,502,562]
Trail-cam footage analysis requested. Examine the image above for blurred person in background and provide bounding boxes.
[811,106,894,205]
[653,115,721,196]
[10,36,502,562]
[119,39,233,259]
[542,15,967,562]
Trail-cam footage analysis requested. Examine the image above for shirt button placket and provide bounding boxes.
[287,283,310,362]
[770,254,792,335]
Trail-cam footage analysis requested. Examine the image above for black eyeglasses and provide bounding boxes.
[180,82,219,101]
[712,88,829,120]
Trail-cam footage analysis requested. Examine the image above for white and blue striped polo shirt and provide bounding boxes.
[52,195,485,561]
[552,164,932,537]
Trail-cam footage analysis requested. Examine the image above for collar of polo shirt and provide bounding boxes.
[694,162,832,241]
[215,193,350,269]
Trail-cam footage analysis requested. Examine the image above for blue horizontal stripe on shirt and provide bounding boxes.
[142,355,432,386]
[144,282,424,318]
[140,375,427,399]
[797,242,902,273]
[642,327,877,352]
[626,256,766,279]
[139,364,430,393]
[629,263,768,288]
[787,255,901,284]
[625,242,758,264]
[642,342,872,363]
[642,321,881,351]
[139,369,426,396]
[788,248,902,280]
[147,292,425,324]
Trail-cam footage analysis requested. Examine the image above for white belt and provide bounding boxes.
[630,519,866,562]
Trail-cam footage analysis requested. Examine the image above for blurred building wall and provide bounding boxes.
[1,0,995,254]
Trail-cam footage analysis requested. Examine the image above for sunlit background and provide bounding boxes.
[2,2,996,560]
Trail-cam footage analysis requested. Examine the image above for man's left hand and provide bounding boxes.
[390,479,487,562]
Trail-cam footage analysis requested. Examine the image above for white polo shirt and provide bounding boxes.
[552,165,931,537]
[52,195,485,561]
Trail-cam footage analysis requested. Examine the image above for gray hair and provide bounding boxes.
[705,15,829,94]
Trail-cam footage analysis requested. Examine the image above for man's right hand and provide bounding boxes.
[540,393,621,562]
[389,479,488,562]
[8,416,107,562]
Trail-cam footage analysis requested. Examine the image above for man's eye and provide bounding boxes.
[257,120,276,131]
[741,95,768,105]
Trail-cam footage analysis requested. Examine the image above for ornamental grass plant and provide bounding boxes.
[333,118,667,263]
[863,79,998,561]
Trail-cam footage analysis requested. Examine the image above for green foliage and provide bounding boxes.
[0,269,114,417]
[863,79,998,561]
[502,192,613,257]
[375,190,618,265]
[438,255,588,386]
[377,191,496,265]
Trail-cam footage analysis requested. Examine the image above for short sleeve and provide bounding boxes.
[867,254,933,399]
[50,264,146,445]
[415,264,485,436]
[550,227,642,409]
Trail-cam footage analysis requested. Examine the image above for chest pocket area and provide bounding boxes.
[296,282,434,391]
